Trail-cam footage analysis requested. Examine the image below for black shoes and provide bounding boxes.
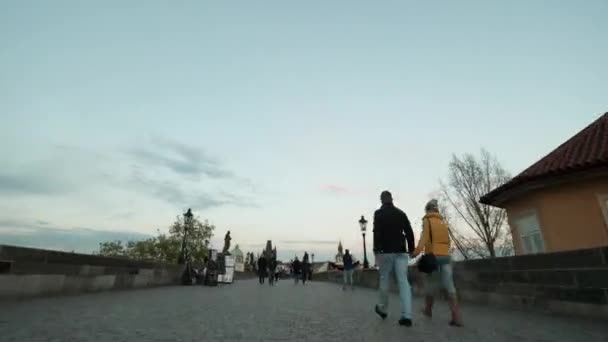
[375,306,413,327]
[374,305,387,320]
[399,318,412,327]
[449,320,464,327]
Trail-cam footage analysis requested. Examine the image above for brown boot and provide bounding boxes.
[447,295,463,327]
[422,296,433,318]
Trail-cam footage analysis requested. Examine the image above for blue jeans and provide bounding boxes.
[377,253,412,319]
[424,255,457,296]
[343,269,354,287]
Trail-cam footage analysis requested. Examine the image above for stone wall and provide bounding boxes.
[317,246,608,320]
[0,245,183,300]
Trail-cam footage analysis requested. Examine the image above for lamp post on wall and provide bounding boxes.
[359,215,369,269]
[179,208,193,265]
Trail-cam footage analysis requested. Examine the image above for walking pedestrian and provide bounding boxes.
[412,199,463,327]
[292,257,302,284]
[268,256,276,286]
[373,190,416,327]
[342,249,355,290]
[257,256,267,284]
[302,252,310,285]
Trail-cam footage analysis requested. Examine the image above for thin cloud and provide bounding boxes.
[125,137,259,209]
[130,138,233,179]
[0,219,151,253]
[128,169,253,210]
[0,172,67,195]
[320,184,358,196]
[238,243,267,249]
[109,212,136,220]
[0,140,258,222]
[0,146,112,196]
[280,240,337,245]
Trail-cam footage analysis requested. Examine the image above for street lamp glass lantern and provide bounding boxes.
[359,215,368,233]
[184,208,193,223]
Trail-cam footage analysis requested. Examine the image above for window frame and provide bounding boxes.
[597,194,608,227]
[512,210,545,255]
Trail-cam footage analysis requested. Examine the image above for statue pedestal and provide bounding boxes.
[218,254,235,284]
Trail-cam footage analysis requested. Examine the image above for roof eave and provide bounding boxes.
[480,166,608,208]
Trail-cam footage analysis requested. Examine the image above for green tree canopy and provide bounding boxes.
[98,240,126,256]
[97,214,215,263]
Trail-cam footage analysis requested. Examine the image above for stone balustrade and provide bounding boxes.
[317,246,608,320]
[0,244,183,300]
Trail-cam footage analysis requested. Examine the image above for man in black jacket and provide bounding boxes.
[257,256,267,284]
[292,257,302,284]
[373,190,415,327]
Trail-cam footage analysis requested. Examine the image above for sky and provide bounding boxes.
[1,1,607,262]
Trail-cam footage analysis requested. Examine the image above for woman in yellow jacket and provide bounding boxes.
[412,199,463,327]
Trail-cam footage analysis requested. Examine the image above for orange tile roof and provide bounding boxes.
[481,112,608,205]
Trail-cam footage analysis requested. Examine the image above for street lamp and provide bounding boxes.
[179,208,193,265]
[359,215,369,269]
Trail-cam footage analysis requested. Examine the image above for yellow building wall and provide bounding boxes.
[504,176,608,254]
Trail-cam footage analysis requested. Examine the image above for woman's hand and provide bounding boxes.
[375,254,383,265]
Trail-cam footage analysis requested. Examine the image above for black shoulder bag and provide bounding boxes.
[417,218,438,274]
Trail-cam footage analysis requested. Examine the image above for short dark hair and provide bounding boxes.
[380,190,393,201]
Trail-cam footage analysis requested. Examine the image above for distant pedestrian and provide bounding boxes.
[412,199,463,327]
[373,190,415,327]
[268,257,277,286]
[257,256,267,284]
[308,263,313,281]
[342,249,354,290]
[292,257,302,284]
[302,252,310,285]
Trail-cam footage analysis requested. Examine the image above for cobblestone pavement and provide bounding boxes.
[1,279,607,341]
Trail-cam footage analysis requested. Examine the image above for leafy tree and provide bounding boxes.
[154,233,182,263]
[169,215,214,262]
[126,238,159,260]
[98,214,215,263]
[98,240,126,256]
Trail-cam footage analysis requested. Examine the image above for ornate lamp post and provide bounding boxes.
[179,208,193,265]
[359,215,369,269]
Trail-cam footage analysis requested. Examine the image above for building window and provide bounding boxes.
[599,194,608,227]
[514,212,544,254]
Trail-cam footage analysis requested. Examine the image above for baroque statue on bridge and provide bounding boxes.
[222,231,231,254]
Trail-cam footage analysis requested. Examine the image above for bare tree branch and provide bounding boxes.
[440,149,511,258]
[435,194,470,260]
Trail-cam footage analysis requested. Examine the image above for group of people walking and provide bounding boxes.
[257,253,279,285]
[290,252,312,285]
[371,190,463,327]
[253,189,463,328]
[257,251,312,285]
